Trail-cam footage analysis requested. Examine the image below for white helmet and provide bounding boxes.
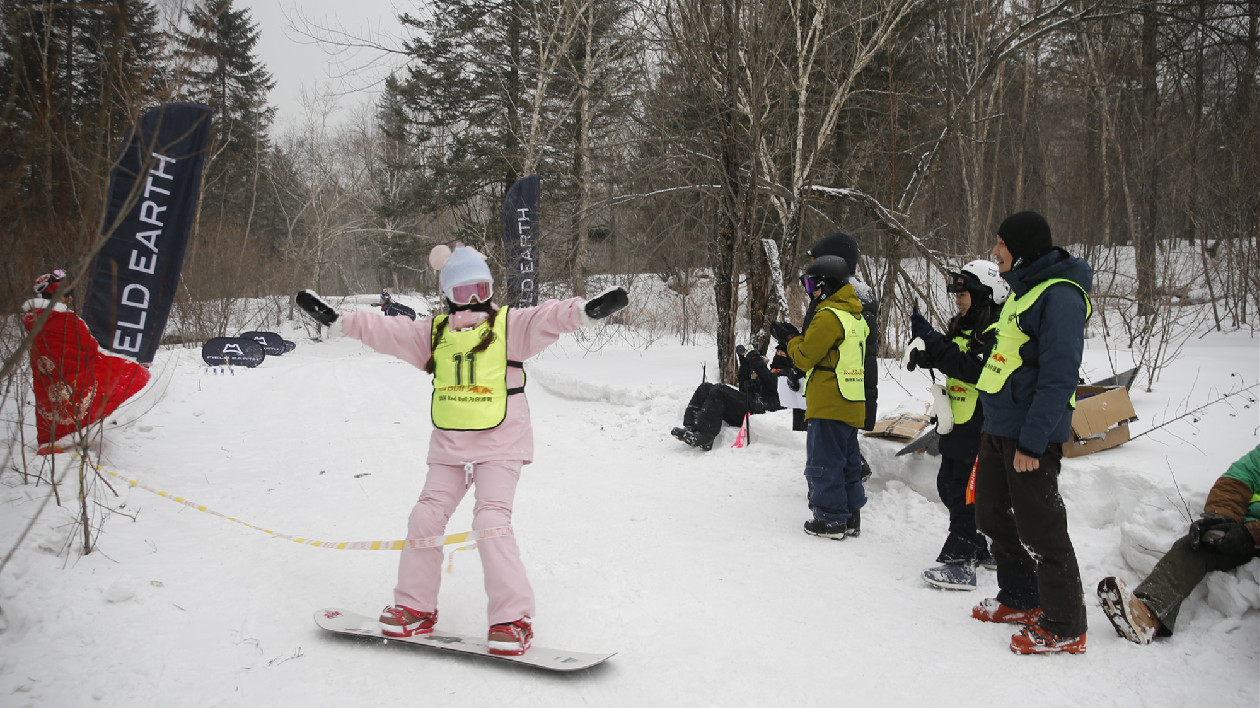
[947,259,1010,304]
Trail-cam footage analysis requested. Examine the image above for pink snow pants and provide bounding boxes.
[393,461,535,625]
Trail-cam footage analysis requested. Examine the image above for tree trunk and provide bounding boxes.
[1136,1,1159,317]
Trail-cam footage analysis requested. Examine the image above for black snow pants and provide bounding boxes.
[935,453,990,564]
[685,383,751,437]
[974,433,1087,638]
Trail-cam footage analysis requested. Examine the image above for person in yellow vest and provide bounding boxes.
[967,211,1093,655]
[905,260,1011,590]
[295,244,628,657]
[772,255,867,539]
[1097,445,1260,645]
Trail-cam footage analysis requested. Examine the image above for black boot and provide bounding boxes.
[804,518,848,539]
[680,429,714,451]
[846,509,861,538]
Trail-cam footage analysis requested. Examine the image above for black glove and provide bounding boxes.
[296,290,339,326]
[584,286,629,319]
[1192,513,1254,555]
[907,347,929,372]
[1190,513,1235,551]
[910,310,936,341]
[1209,521,1255,556]
[770,321,800,343]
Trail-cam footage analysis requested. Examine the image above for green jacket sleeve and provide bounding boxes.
[1208,444,1260,547]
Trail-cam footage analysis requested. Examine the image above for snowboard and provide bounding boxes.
[895,426,940,457]
[314,608,615,672]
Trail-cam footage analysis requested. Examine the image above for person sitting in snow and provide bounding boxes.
[1097,444,1260,645]
[905,260,1010,590]
[671,344,781,451]
[295,244,628,657]
[21,269,151,455]
[773,254,868,540]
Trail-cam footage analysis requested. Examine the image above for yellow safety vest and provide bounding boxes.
[804,306,868,402]
[430,308,519,431]
[976,279,1092,396]
[945,327,990,426]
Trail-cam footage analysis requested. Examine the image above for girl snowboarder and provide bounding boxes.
[905,260,1009,589]
[296,245,627,655]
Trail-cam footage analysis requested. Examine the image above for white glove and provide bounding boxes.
[902,337,926,371]
[930,383,954,435]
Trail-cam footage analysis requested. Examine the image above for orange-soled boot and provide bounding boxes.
[972,597,1043,625]
[1010,624,1086,655]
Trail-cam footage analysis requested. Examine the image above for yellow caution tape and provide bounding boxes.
[74,454,512,550]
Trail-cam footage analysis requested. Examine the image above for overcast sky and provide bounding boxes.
[239,0,410,131]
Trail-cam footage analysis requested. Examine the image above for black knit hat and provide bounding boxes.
[807,231,860,277]
[997,211,1053,269]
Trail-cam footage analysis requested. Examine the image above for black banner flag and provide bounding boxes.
[84,103,213,364]
[502,174,540,309]
[201,337,265,368]
[240,331,289,356]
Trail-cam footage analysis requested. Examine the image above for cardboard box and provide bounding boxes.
[864,413,932,441]
[1063,385,1138,458]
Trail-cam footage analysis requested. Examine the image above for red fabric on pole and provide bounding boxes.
[731,413,750,448]
[22,301,151,445]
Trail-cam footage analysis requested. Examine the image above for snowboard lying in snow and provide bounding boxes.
[314,608,615,672]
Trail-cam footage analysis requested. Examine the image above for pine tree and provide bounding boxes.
[385,0,643,289]
[389,0,533,222]
[173,0,276,231]
[0,0,167,268]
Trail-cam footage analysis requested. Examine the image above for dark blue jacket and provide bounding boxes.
[979,248,1093,457]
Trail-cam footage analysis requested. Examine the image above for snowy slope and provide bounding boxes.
[1,295,1257,708]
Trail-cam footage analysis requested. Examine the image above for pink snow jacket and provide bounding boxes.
[340,298,587,465]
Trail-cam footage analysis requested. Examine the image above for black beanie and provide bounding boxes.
[997,211,1053,268]
[807,231,860,277]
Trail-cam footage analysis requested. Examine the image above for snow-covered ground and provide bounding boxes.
[1,287,1257,707]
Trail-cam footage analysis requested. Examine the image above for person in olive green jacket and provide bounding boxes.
[1097,444,1260,645]
[772,255,868,539]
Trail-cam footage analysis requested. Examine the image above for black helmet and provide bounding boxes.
[801,256,850,299]
[807,231,860,278]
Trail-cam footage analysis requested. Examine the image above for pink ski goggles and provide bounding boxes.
[799,274,823,293]
[446,281,493,305]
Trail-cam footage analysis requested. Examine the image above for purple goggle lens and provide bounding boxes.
[447,281,493,305]
[799,275,821,293]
